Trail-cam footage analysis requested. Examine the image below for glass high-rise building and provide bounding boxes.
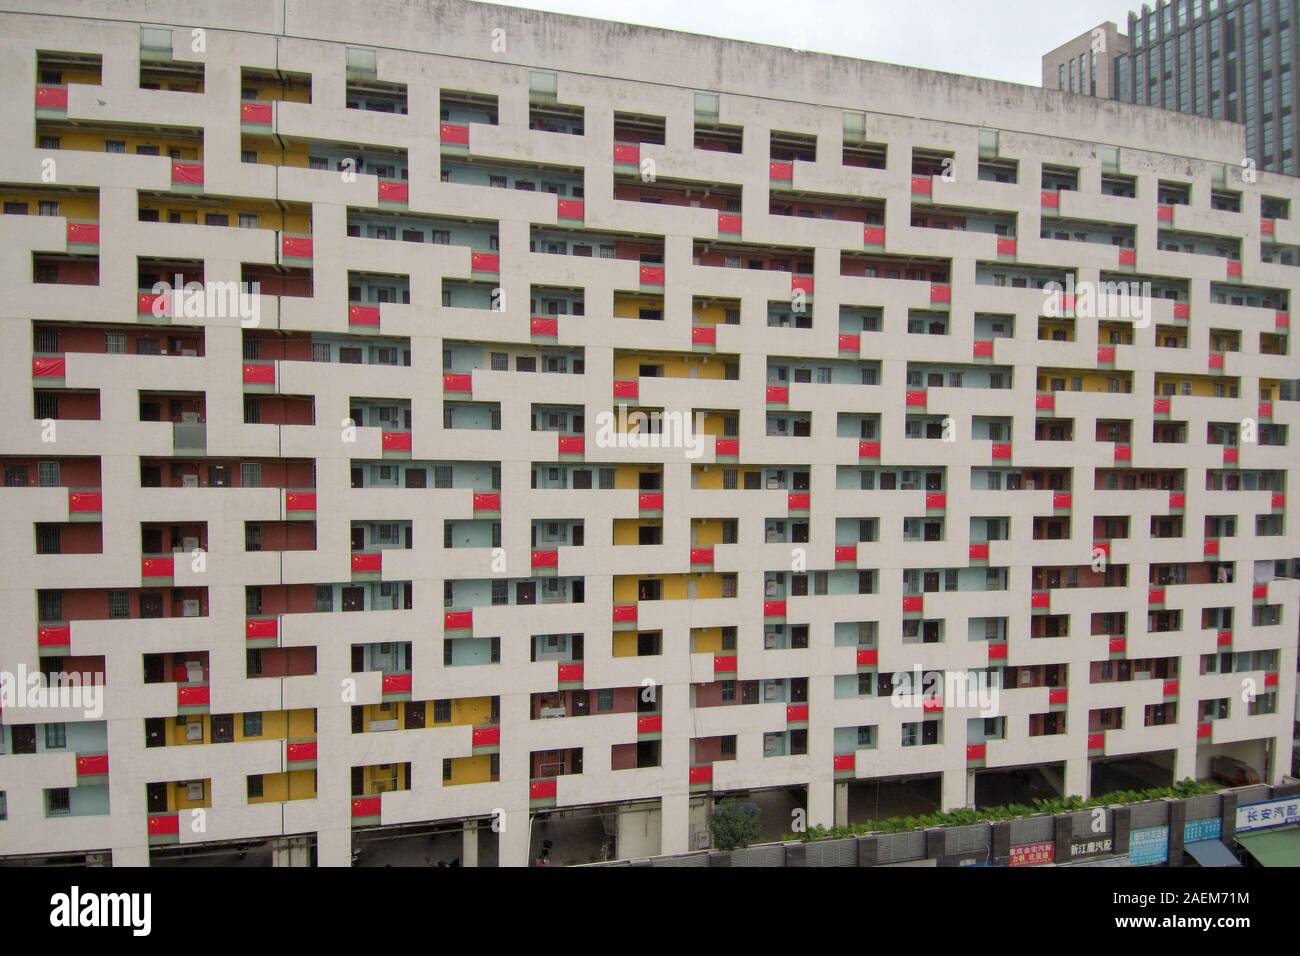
[1048,1,1299,176]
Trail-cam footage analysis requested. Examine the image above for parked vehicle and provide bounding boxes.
[1210,756,1260,787]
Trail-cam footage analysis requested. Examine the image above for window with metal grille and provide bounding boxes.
[240,463,261,487]
[38,591,62,621]
[107,591,130,618]
[45,788,71,815]
[36,525,60,554]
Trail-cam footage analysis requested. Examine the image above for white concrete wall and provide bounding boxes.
[0,0,1295,867]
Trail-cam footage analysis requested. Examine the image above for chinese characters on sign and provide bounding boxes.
[1183,818,1222,843]
[1235,798,1300,832]
[1129,826,1169,866]
[1009,842,1055,866]
[1069,837,1114,859]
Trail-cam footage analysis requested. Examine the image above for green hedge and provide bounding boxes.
[786,779,1220,843]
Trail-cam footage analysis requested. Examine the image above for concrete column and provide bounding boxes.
[316,826,351,867]
[660,790,690,855]
[462,821,479,867]
[499,809,531,868]
[806,777,834,829]
[1063,756,1089,800]
[1172,742,1199,786]
[834,780,848,827]
[271,836,312,866]
[941,768,967,810]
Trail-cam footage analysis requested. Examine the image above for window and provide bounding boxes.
[37,461,60,487]
[242,712,263,736]
[240,463,262,487]
[314,586,334,612]
[247,775,264,799]
[107,591,130,619]
[44,723,66,749]
[46,788,71,816]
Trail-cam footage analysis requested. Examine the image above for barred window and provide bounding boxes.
[107,591,130,618]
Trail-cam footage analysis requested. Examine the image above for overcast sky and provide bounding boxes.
[477,0,1139,86]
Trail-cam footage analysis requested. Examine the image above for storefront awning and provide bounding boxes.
[1237,826,1300,867]
[1185,839,1241,867]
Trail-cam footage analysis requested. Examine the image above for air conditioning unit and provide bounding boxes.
[185,661,204,683]
[694,829,711,850]
[185,723,203,742]
[181,599,200,617]
[186,781,204,800]
[180,412,200,424]
[181,475,198,488]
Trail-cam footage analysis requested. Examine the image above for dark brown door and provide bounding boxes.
[351,706,364,733]
[351,527,365,550]
[11,725,36,754]
[210,714,234,743]
[350,646,365,671]
[404,701,425,729]
[342,587,364,611]
[139,593,164,618]
[572,524,584,546]
[144,717,165,748]
[143,656,164,683]
[516,582,536,605]
[142,529,163,553]
[146,782,168,813]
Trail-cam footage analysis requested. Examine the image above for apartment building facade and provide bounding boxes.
[0,0,1297,868]
[1047,0,1300,177]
